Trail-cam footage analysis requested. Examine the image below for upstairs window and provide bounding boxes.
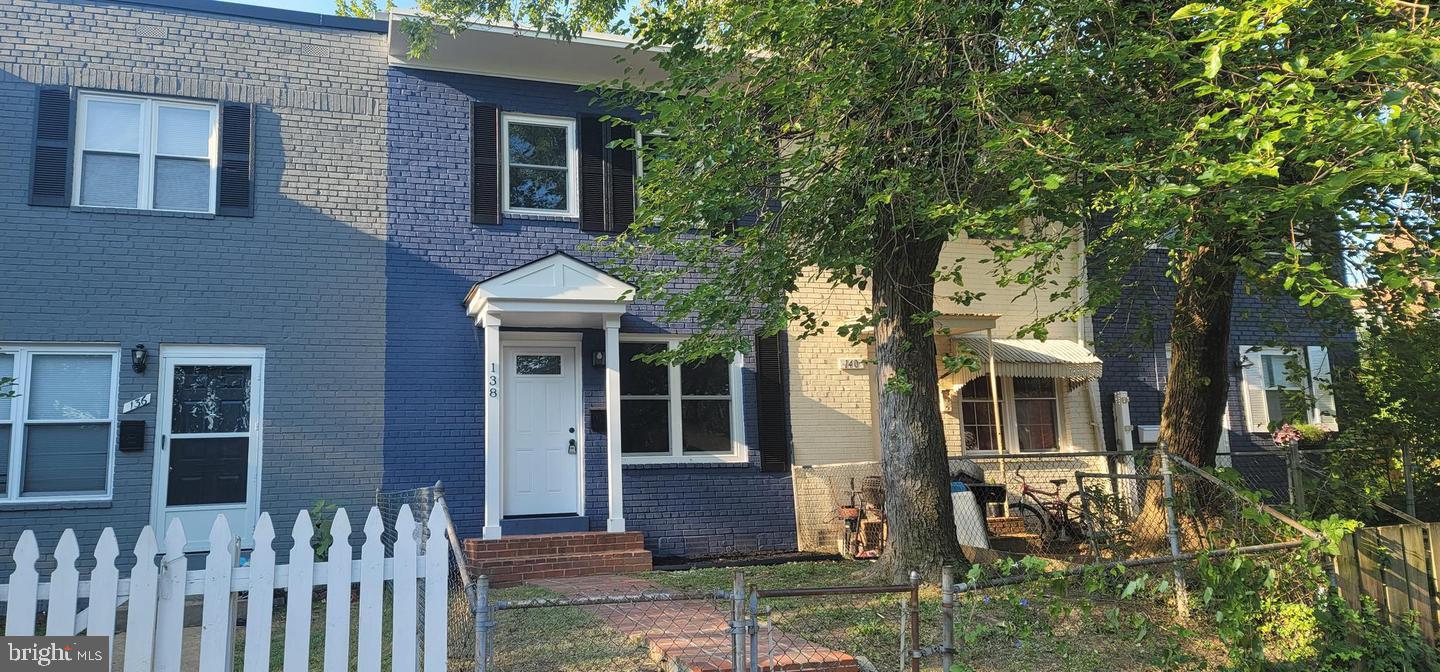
[502,114,577,217]
[74,93,218,213]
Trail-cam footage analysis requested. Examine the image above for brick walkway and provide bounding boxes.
[531,576,860,672]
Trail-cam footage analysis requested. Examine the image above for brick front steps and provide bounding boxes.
[463,531,652,586]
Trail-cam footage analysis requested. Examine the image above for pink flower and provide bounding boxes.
[1272,423,1302,447]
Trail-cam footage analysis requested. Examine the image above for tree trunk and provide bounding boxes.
[1135,237,1240,548]
[871,219,965,581]
[1161,239,1239,468]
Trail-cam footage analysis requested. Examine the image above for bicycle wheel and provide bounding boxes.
[1012,502,1051,545]
[1063,491,1091,541]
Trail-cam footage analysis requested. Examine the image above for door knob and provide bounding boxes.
[568,438,578,454]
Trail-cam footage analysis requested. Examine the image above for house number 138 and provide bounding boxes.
[489,363,498,398]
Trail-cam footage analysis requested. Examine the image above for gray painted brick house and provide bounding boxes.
[1,0,390,558]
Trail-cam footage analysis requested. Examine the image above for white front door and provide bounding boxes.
[153,347,264,551]
[502,345,580,516]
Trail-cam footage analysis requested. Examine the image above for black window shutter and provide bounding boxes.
[579,115,608,232]
[609,124,636,233]
[29,86,73,207]
[472,103,501,225]
[217,102,255,217]
[755,332,792,473]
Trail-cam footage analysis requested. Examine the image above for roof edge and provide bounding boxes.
[116,0,387,33]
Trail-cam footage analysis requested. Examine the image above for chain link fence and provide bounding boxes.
[467,445,1354,672]
[375,481,476,670]
[1228,445,1420,524]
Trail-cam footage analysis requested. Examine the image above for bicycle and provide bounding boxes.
[1010,473,1090,546]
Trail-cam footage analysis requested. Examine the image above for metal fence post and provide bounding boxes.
[940,566,955,672]
[732,569,747,672]
[907,570,921,672]
[473,575,491,672]
[1288,442,1307,514]
[748,587,761,672]
[1159,447,1190,621]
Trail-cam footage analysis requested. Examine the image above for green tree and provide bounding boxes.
[1059,0,1440,478]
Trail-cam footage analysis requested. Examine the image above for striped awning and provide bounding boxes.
[948,336,1103,383]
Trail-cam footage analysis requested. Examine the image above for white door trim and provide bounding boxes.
[149,345,265,551]
[497,332,585,518]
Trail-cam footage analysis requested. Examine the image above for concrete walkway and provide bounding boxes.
[532,576,859,672]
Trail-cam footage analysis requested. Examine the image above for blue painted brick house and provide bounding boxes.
[1091,250,1354,495]
[382,30,797,557]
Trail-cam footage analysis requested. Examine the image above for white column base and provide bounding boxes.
[482,524,503,540]
[606,517,626,533]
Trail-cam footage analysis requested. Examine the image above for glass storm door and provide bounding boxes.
[154,348,264,550]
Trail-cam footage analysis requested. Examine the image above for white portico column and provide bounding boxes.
[482,311,504,540]
[604,316,626,533]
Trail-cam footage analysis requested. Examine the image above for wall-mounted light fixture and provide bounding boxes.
[591,350,606,369]
[131,344,149,374]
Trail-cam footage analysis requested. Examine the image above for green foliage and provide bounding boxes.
[334,0,391,18]
[396,0,631,59]
[1331,317,1440,520]
[0,376,15,400]
[309,499,338,561]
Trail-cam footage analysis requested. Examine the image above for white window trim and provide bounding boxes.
[72,92,219,214]
[1238,345,1331,431]
[957,377,1069,455]
[0,344,120,503]
[500,113,580,218]
[619,335,748,464]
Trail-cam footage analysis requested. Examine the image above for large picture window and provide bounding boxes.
[74,93,218,213]
[619,338,746,462]
[502,113,577,217]
[0,345,119,501]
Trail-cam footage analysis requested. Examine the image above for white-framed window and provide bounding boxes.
[0,345,120,502]
[73,92,219,213]
[619,337,747,463]
[1238,345,1338,432]
[501,113,578,217]
[1259,352,1307,425]
[956,377,1065,453]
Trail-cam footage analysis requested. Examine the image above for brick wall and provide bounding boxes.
[0,0,389,560]
[1091,249,1356,483]
[384,67,796,559]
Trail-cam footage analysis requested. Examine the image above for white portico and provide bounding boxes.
[463,252,635,540]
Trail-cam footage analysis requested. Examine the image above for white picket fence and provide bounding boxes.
[1,504,452,672]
